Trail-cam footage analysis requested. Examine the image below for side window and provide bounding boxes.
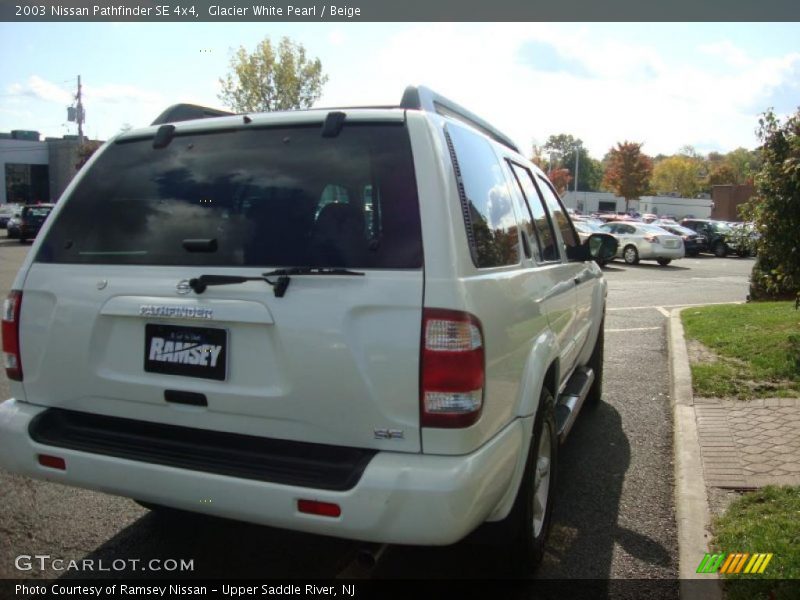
[505,162,537,262]
[509,163,559,262]
[535,175,579,251]
[446,124,520,268]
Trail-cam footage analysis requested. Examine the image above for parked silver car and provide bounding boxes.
[600,222,684,266]
[5,206,23,238]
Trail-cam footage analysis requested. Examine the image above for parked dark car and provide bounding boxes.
[680,218,739,257]
[655,223,708,257]
[17,204,55,243]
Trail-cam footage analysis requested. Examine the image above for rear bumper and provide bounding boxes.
[0,399,525,545]
[638,245,684,260]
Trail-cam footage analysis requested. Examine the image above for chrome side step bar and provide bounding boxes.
[555,366,595,442]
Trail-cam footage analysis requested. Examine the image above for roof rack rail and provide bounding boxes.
[400,85,520,154]
[151,104,235,126]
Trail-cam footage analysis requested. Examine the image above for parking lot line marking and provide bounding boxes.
[606,327,662,333]
[608,301,744,312]
[655,306,671,318]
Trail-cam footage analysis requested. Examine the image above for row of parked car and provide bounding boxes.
[571,212,756,267]
[0,203,55,242]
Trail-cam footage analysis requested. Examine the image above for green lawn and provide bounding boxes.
[712,486,800,599]
[682,302,800,399]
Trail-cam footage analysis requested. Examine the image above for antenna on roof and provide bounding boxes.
[400,85,520,154]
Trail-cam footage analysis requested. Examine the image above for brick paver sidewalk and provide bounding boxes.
[695,398,800,488]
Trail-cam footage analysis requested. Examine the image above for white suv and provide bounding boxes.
[0,86,615,570]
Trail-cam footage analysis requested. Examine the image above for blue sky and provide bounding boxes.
[1,22,799,159]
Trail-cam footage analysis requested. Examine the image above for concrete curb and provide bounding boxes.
[668,308,721,600]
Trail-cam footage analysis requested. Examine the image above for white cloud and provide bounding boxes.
[699,40,754,69]
[11,75,74,104]
[315,24,800,158]
[84,83,163,105]
[328,30,347,47]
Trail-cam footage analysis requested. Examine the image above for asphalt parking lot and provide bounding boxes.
[0,239,753,584]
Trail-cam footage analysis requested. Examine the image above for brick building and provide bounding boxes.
[711,184,755,221]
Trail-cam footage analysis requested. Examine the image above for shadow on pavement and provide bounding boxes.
[538,400,672,579]
[59,510,357,579]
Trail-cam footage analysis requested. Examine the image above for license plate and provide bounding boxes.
[144,324,227,381]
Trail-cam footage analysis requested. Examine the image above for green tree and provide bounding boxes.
[543,134,602,191]
[707,163,739,187]
[219,37,328,112]
[602,141,653,211]
[652,155,702,197]
[742,108,800,300]
[723,147,762,185]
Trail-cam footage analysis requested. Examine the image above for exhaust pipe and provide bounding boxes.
[355,543,388,569]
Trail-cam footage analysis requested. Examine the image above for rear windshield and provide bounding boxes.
[37,124,422,269]
[23,207,52,218]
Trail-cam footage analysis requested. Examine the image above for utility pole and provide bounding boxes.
[76,75,84,144]
[574,146,579,192]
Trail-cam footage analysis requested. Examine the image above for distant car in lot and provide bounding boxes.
[680,219,740,257]
[654,222,707,257]
[0,204,19,229]
[600,221,685,266]
[573,220,603,243]
[572,215,604,227]
[5,206,23,238]
[16,204,55,243]
[573,220,611,266]
[727,222,759,257]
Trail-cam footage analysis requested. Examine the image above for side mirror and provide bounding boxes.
[588,233,618,262]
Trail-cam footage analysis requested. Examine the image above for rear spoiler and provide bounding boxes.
[400,85,520,154]
[151,104,234,126]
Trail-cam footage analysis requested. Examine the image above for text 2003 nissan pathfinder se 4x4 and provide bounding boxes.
[1,86,616,571]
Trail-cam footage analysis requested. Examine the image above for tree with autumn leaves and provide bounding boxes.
[602,142,653,211]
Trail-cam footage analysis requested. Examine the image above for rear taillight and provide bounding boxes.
[420,308,484,428]
[2,290,22,381]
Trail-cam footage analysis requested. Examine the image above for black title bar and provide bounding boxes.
[2,0,800,22]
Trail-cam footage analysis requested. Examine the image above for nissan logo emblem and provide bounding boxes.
[176,280,192,295]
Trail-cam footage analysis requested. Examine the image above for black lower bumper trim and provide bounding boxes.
[29,408,377,491]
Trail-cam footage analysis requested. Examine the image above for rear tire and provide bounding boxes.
[713,241,727,257]
[502,388,557,574]
[657,258,671,266]
[623,245,639,265]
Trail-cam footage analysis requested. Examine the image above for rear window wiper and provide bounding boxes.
[189,267,365,298]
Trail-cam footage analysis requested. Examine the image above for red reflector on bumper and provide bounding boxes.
[298,499,341,518]
[38,454,66,470]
